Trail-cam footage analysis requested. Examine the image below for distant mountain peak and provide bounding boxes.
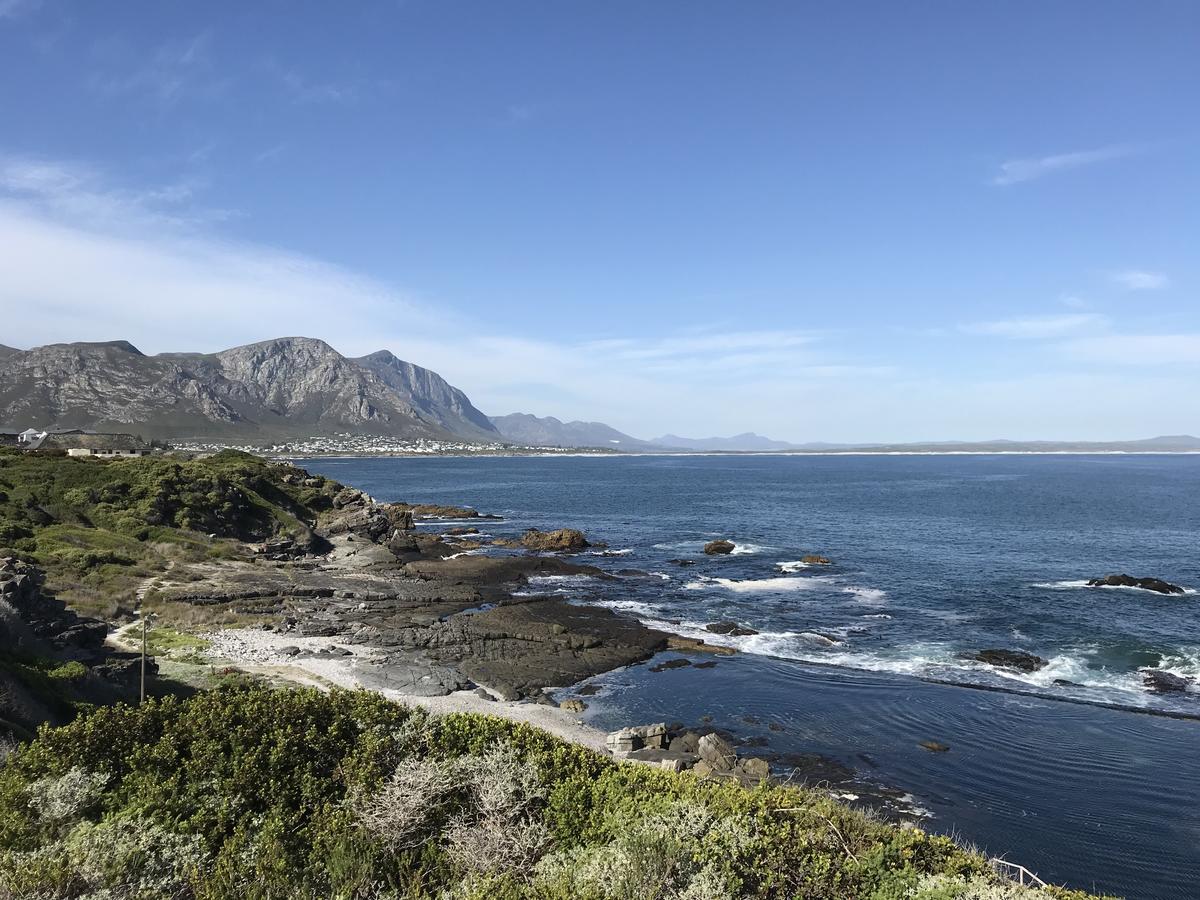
[0,337,497,443]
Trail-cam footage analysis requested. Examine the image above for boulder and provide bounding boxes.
[605,722,668,755]
[801,554,833,565]
[560,698,587,714]
[704,540,735,555]
[1141,669,1193,693]
[1087,574,1185,595]
[737,757,771,782]
[521,528,590,552]
[697,732,737,772]
[960,649,1047,673]
[669,731,702,754]
[705,621,759,637]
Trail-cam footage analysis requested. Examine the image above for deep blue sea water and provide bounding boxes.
[301,454,1200,899]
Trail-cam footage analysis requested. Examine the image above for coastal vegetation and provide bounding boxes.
[0,447,333,616]
[0,684,1109,900]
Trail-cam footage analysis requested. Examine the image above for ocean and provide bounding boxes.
[300,453,1200,899]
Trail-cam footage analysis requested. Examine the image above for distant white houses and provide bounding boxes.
[2,427,154,456]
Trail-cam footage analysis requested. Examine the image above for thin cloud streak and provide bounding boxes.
[1110,269,1169,291]
[960,313,1108,339]
[992,145,1138,186]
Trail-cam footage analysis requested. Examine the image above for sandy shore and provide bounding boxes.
[205,628,610,752]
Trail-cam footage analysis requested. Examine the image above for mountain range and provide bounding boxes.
[2,338,1198,454]
[0,338,499,442]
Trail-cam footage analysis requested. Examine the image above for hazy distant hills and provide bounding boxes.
[488,413,659,449]
[0,338,501,442]
[651,432,803,451]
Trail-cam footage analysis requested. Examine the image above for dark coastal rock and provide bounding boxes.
[666,635,735,656]
[669,558,696,567]
[704,540,735,555]
[521,528,590,552]
[1140,669,1194,694]
[432,599,670,700]
[397,503,501,520]
[669,731,702,753]
[649,657,692,673]
[1087,574,1185,595]
[801,554,833,565]
[705,621,760,637]
[402,554,602,584]
[960,649,1047,672]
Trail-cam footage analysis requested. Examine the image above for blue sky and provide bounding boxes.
[1,1,1197,441]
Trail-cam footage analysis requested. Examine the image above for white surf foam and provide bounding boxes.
[777,561,812,573]
[730,542,773,555]
[525,574,599,585]
[683,575,829,593]
[842,586,887,604]
[1033,579,1196,595]
[588,548,633,556]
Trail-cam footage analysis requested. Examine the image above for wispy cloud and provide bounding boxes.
[0,0,40,20]
[0,155,234,229]
[88,31,229,107]
[266,61,357,104]
[1110,269,1169,291]
[992,145,1137,186]
[960,313,1108,339]
[1063,334,1200,365]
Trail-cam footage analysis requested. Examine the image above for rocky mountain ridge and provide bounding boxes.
[0,337,501,443]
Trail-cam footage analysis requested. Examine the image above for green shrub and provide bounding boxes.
[0,685,1114,899]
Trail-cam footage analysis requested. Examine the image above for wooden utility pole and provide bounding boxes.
[140,615,147,703]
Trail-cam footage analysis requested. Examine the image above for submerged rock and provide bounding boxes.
[920,740,950,753]
[960,648,1047,672]
[801,554,833,565]
[521,528,590,552]
[649,657,692,672]
[705,621,759,637]
[1141,669,1194,694]
[1087,574,1185,595]
[703,540,735,555]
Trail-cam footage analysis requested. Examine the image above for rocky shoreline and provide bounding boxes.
[140,483,922,813]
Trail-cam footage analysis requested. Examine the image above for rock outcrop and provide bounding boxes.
[521,528,590,552]
[1141,669,1193,694]
[1086,574,1185,595]
[704,540,735,555]
[705,621,759,637]
[960,649,1047,672]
